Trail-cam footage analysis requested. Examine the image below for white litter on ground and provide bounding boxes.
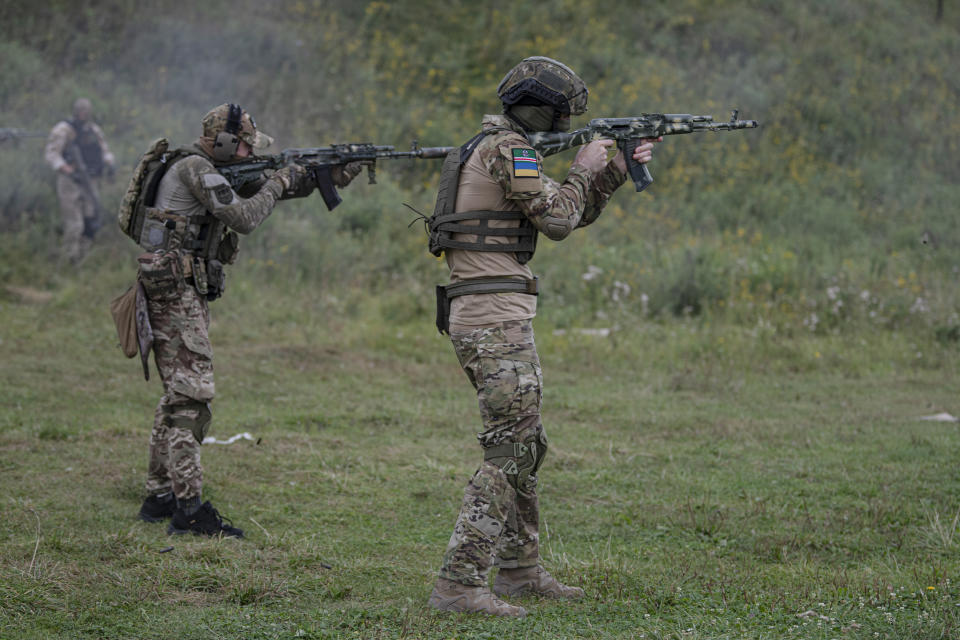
[919,413,959,422]
[202,432,256,444]
[552,328,612,337]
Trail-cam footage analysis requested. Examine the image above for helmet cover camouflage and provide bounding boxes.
[201,103,273,150]
[497,56,588,116]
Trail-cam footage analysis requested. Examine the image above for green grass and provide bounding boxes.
[2,258,960,639]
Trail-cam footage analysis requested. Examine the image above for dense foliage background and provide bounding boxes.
[4,3,960,638]
[1,0,958,331]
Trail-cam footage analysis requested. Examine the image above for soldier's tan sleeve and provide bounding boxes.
[90,123,115,167]
[43,121,74,172]
[480,134,593,241]
[176,155,284,235]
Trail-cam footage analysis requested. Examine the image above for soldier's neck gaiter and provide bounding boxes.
[507,105,558,133]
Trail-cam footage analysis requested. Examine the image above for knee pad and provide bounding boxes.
[161,400,212,444]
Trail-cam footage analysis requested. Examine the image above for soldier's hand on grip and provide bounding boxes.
[612,136,661,173]
[573,139,615,174]
[333,161,363,188]
[274,164,303,191]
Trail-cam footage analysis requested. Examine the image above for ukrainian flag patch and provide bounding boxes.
[512,148,540,178]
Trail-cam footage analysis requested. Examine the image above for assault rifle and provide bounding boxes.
[527,111,759,192]
[216,141,454,210]
[0,128,46,144]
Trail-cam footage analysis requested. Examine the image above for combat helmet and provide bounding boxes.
[497,56,589,117]
[201,103,273,162]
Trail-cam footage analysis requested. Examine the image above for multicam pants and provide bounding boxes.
[438,319,548,587]
[56,173,99,263]
[143,284,215,501]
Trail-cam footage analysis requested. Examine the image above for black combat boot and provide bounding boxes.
[138,492,176,522]
[167,501,244,538]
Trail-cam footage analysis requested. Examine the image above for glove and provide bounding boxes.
[332,161,363,188]
[273,164,301,191]
[274,163,316,200]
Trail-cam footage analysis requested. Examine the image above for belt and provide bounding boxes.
[444,276,538,298]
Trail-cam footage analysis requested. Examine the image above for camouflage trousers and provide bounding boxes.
[144,284,215,501]
[439,319,547,587]
[56,173,98,264]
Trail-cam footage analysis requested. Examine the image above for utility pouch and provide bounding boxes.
[217,231,240,264]
[109,285,138,358]
[137,251,183,302]
[435,284,451,335]
[192,256,209,296]
[205,259,225,301]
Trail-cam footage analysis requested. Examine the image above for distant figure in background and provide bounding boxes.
[44,97,115,264]
[426,57,660,618]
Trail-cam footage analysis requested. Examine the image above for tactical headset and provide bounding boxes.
[212,103,243,162]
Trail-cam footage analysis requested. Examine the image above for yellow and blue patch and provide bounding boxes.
[512,148,540,178]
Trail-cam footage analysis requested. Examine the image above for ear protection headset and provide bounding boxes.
[212,103,243,162]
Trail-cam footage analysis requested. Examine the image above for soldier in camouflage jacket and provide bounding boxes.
[427,58,659,618]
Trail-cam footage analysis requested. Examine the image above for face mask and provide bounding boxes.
[508,105,563,133]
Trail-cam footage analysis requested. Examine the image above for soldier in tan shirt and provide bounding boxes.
[427,57,659,617]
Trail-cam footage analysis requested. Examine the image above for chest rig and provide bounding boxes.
[131,148,238,301]
[428,127,538,264]
[68,120,105,177]
[429,128,540,334]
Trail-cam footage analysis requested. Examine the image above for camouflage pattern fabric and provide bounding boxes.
[54,173,99,263]
[200,103,273,150]
[138,136,284,502]
[474,115,626,231]
[444,114,627,329]
[439,320,547,586]
[144,285,213,500]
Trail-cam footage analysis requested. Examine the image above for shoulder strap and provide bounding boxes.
[458,126,510,168]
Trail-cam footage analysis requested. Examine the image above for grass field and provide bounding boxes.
[2,252,960,639]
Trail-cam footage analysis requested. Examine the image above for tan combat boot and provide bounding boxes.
[428,577,528,618]
[493,566,585,600]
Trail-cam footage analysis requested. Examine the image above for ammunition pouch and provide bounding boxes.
[217,231,240,264]
[435,277,538,334]
[205,259,225,301]
[185,256,225,302]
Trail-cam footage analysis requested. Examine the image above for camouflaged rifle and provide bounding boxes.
[0,128,47,144]
[216,141,454,211]
[528,111,759,192]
